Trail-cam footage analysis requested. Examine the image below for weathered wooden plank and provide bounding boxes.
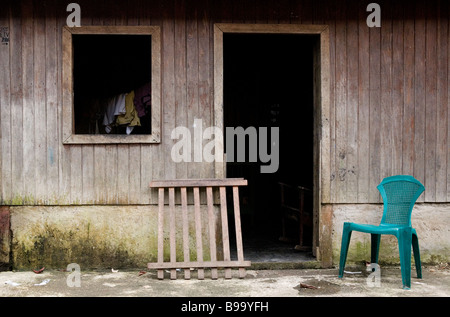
[77,8,94,201]
[33,0,47,204]
[93,146,106,203]
[157,187,164,279]
[213,24,225,178]
[139,0,155,205]
[70,145,83,204]
[368,21,382,203]
[198,0,213,179]
[22,0,36,204]
[219,186,231,278]
[67,25,160,34]
[60,18,73,204]
[314,24,327,254]
[325,0,336,203]
[175,0,188,180]
[357,3,370,203]
[61,26,73,144]
[435,0,448,202]
[334,4,347,203]
[117,144,130,204]
[345,2,358,202]
[105,145,118,204]
[380,4,393,184]
[128,145,142,203]
[180,187,191,279]
[448,0,450,202]
[169,187,176,279]
[402,1,415,178]
[150,178,247,188]
[149,0,164,192]
[214,23,327,34]
[57,3,71,205]
[149,22,162,144]
[232,186,246,278]
[193,187,204,279]
[442,1,450,202]
[391,1,405,177]
[162,1,176,181]
[414,3,426,202]
[0,3,12,204]
[206,186,218,279]
[148,260,251,269]
[320,2,335,205]
[63,134,160,144]
[81,146,95,204]
[45,1,60,204]
[186,1,200,178]
[424,2,438,202]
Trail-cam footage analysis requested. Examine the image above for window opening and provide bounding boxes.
[62,26,161,144]
[73,34,152,135]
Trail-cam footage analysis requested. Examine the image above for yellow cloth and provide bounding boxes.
[116,90,141,127]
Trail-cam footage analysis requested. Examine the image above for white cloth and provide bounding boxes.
[102,93,127,133]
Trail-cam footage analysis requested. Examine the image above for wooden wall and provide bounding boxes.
[0,0,449,205]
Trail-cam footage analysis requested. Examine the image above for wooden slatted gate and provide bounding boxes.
[147,178,251,279]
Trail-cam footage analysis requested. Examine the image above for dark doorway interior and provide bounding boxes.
[224,33,316,262]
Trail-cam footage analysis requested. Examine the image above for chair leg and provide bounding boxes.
[412,232,422,279]
[398,228,412,289]
[338,223,352,278]
[371,234,381,264]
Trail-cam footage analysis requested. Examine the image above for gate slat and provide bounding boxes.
[219,186,232,279]
[207,186,218,279]
[233,186,246,278]
[181,187,190,279]
[169,187,176,280]
[157,188,165,279]
[193,187,204,279]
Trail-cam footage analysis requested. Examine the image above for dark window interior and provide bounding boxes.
[73,34,152,134]
[224,33,315,253]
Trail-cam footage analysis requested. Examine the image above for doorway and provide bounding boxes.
[223,32,317,262]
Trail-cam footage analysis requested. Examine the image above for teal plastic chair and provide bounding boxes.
[338,175,425,289]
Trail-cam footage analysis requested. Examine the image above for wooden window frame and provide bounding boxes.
[62,26,161,144]
[213,23,331,263]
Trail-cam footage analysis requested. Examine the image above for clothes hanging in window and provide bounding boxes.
[103,93,127,133]
[116,90,141,134]
[134,82,151,118]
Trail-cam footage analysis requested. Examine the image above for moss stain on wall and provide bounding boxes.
[10,205,219,270]
[13,221,157,269]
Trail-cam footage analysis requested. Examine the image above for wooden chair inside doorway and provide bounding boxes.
[278,182,313,251]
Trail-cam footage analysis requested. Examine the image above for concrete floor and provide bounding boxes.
[235,234,316,264]
[0,265,449,298]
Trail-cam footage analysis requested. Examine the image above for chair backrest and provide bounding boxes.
[377,175,425,227]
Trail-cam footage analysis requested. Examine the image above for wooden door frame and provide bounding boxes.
[213,23,331,266]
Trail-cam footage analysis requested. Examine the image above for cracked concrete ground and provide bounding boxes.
[0,265,449,297]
